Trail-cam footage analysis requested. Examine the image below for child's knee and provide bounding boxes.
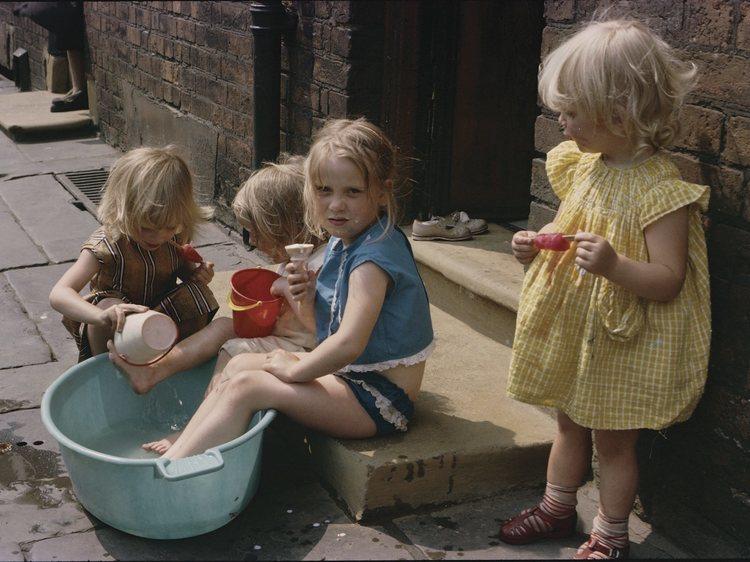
[557,411,589,436]
[225,370,276,401]
[96,297,124,310]
[593,429,639,459]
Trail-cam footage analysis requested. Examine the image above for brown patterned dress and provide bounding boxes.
[63,227,219,362]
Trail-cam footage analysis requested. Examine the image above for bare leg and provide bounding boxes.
[66,49,85,92]
[87,298,122,356]
[547,411,592,486]
[142,431,181,454]
[150,351,308,453]
[204,350,260,397]
[594,429,640,519]
[165,370,376,459]
[110,317,235,394]
[547,412,591,487]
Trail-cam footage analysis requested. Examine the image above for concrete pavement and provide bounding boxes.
[0,74,745,560]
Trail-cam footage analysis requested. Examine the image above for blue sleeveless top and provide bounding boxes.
[315,219,435,372]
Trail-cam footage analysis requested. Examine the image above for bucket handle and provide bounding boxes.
[155,448,224,481]
[227,292,263,312]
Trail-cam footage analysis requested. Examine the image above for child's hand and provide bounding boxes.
[270,276,288,297]
[262,349,300,383]
[574,232,619,276]
[285,261,317,302]
[189,261,215,284]
[512,231,539,265]
[99,303,149,332]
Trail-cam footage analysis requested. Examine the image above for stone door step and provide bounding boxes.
[210,262,553,521]
[406,223,524,347]
[0,91,94,141]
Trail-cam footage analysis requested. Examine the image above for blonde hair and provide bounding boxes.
[304,117,399,237]
[233,154,321,253]
[98,146,212,242]
[538,19,697,155]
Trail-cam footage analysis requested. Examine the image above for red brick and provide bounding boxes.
[292,107,312,136]
[177,19,195,43]
[220,58,251,86]
[159,13,177,36]
[313,57,349,89]
[226,136,252,166]
[126,24,141,45]
[227,85,252,115]
[674,105,723,155]
[194,22,208,46]
[206,27,228,51]
[544,0,574,22]
[684,0,734,47]
[528,201,557,231]
[133,6,149,28]
[331,26,351,58]
[220,2,251,31]
[191,1,213,21]
[539,26,571,61]
[162,61,179,83]
[227,32,252,58]
[315,3,332,19]
[724,116,750,166]
[189,95,215,121]
[313,22,329,52]
[534,115,565,153]
[668,152,744,217]
[693,52,750,105]
[327,90,348,117]
[739,1,750,51]
[530,157,558,206]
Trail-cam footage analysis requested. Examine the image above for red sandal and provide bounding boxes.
[499,505,577,545]
[574,534,630,559]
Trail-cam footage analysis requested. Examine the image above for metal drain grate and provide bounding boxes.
[55,169,109,215]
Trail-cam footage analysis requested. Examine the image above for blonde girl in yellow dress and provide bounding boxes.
[502,20,710,559]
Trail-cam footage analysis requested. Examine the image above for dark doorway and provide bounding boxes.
[449,0,544,221]
[386,1,544,223]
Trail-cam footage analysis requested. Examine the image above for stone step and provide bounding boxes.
[0,91,94,141]
[406,223,524,347]
[210,251,556,520]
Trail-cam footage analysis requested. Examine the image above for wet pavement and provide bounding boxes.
[1,74,747,560]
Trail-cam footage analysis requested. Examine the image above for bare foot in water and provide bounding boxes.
[107,340,159,395]
[142,432,181,454]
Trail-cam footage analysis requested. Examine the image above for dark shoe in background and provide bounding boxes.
[51,88,77,107]
[50,89,88,112]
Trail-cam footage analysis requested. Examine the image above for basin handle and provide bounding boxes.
[155,448,224,481]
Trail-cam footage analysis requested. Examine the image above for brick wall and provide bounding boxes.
[0,1,386,225]
[535,0,750,543]
[0,3,52,90]
[80,1,382,226]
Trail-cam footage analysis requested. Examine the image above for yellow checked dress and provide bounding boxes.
[507,141,711,430]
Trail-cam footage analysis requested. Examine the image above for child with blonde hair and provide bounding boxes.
[146,117,434,459]
[105,155,326,404]
[503,19,709,559]
[50,146,218,362]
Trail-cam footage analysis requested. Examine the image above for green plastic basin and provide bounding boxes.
[40,355,275,539]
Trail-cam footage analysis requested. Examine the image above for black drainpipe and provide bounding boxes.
[249,0,296,168]
[245,1,296,247]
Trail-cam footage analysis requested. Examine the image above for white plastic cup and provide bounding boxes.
[112,311,178,366]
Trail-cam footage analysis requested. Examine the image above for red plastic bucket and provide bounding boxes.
[228,268,283,338]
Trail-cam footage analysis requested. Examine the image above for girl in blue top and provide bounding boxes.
[159,118,434,459]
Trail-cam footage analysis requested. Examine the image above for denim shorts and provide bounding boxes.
[337,371,415,436]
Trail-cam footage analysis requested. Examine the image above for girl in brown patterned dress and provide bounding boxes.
[50,146,219,362]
